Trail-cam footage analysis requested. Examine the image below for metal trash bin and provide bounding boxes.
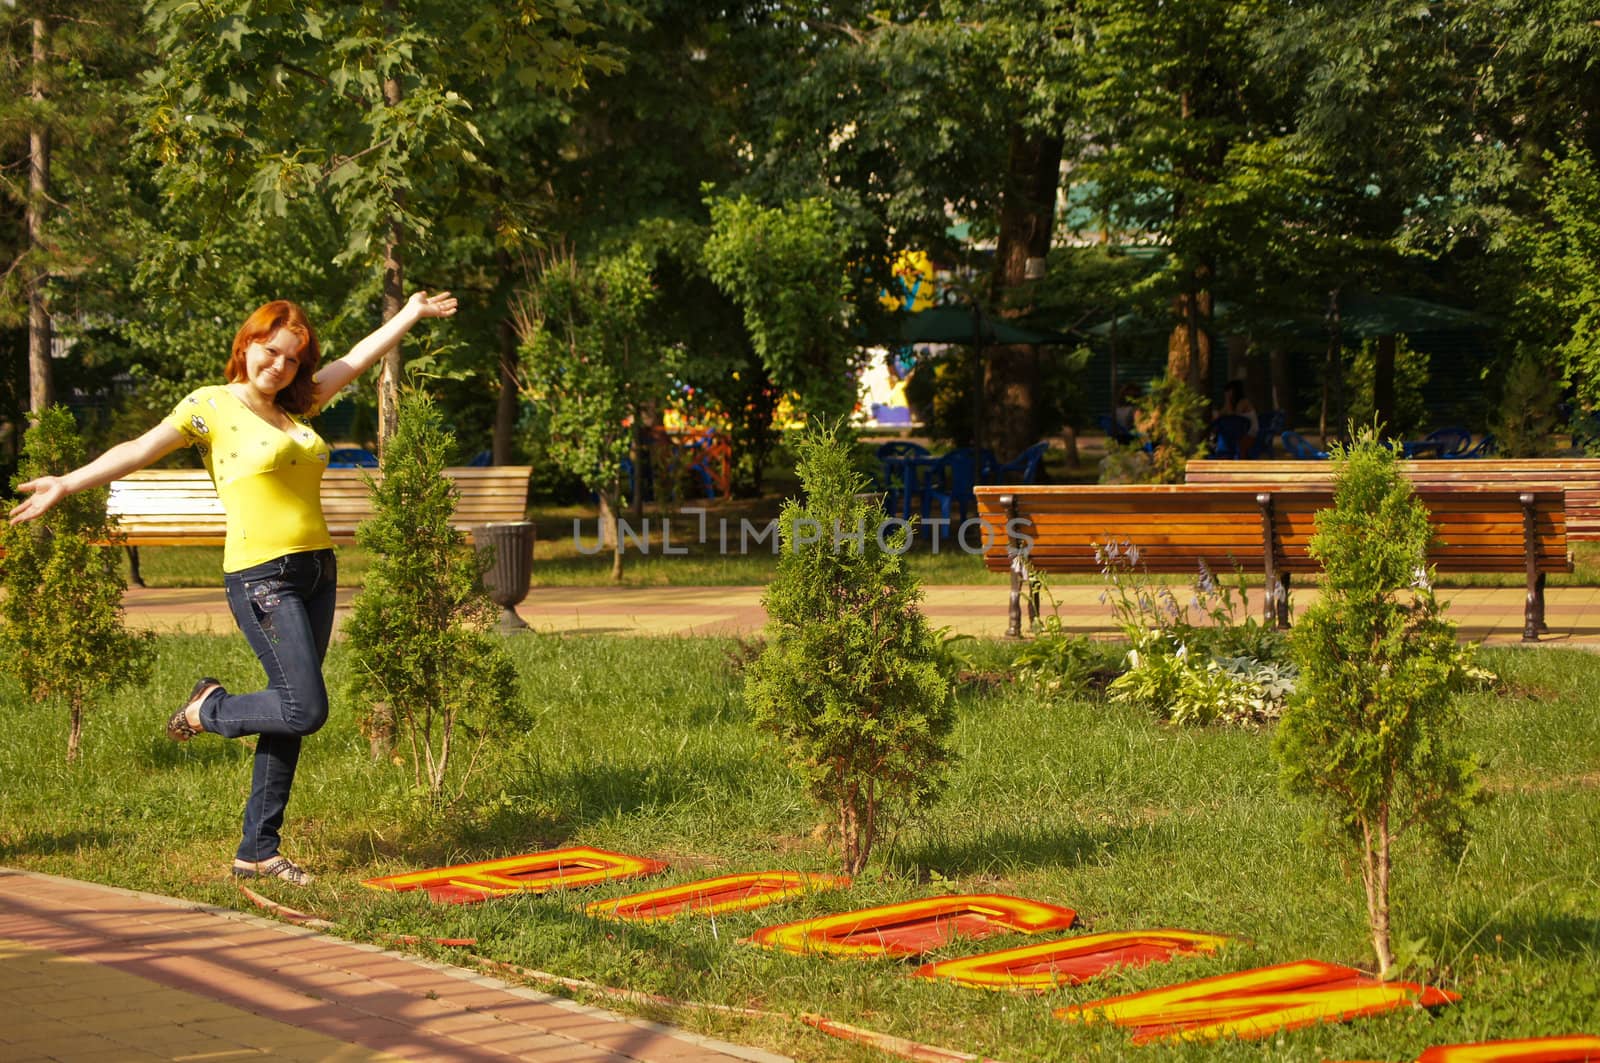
[475,521,535,633]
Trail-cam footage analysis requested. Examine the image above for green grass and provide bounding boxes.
[2,634,1597,1061]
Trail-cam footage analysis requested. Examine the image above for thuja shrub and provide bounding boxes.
[0,406,151,762]
[1275,430,1483,976]
[744,423,955,875]
[343,392,522,801]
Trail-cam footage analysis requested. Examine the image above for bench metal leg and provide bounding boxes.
[1521,492,1541,642]
[1007,554,1026,639]
[126,546,144,589]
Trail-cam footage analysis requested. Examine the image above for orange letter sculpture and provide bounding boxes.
[746,894,1077,958]
[363,847,667,904]
[914,929,1230,991]
[586,871,849,923]
[1413,1036,1600,1062]
[1056,958,1458,1044]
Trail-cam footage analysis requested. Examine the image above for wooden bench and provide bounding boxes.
[973,484,1570,642]
[1188,458,1600,541]
[107,466,532,583]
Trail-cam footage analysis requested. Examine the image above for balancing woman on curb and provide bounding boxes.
[7,291,457,886]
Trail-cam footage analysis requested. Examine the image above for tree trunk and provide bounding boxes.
[376,73,406,458]
[1362,808,1395,976]
[493,317,519,464]
[1269,346,1293,421]
[1167,272,1214,396]
[27,16,53,414]
[600,488,624,582]
[493,242,519,464]
[1374,334,1397,436]
[982,126,1062,460]
[67,699,82,764]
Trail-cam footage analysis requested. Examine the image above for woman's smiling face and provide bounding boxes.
[242,326,307,399]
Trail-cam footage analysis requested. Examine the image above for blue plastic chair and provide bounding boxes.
[328,447,379,468]
[1281,430,1329,460]
[1249,411,1286,459]
[983,441,1049,485]
[1458,434,1497,458]
[1209,415,1252,459]
[921,447,981,539]
[1404,427,1472,459]
[1098,413,1139,447]
[877,441,932,515]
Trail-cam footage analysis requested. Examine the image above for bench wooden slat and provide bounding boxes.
[975,481,1569,641]
[1188,458,1600,540]
[105,466,531,547]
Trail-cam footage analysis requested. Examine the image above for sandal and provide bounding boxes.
[232,855,315,886]
[167,677,219,742]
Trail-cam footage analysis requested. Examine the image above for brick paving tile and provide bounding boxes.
[413,1010,518,1036]
[516,1045,637,1063]
[1,869,784,1063]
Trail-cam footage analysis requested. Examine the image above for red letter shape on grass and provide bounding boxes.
[746,894,1077,958]
[362,847,667,904]
[914,929,1230,990]
[1055,958,1459,1044]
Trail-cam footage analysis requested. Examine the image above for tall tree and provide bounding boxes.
[136,0,621,455]
[704,195,867,425]
[1077,0,1292,395]
[515,244,675,580]
[737,1,1077,456]
[0,2,146,413]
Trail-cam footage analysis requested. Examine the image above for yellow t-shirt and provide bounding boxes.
[163,385,334,572]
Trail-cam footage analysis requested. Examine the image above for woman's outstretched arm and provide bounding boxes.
[8,423,187,524]
[311,290,458,407]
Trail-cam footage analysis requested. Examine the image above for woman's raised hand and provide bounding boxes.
[8,476,66,525]
[407,290,458,321]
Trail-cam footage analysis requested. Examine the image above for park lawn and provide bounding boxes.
[1,634,1596,1061]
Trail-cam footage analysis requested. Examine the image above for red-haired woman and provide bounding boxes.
[8,291,457,885]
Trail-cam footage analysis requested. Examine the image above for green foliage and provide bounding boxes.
[342,393,521,801]
[1491,350,1563,458]
[0,406,151,761]
[1099,375,1209,484]
[1094,543,1293,727]
[907,343,1091,448]
[704,195,869,424]
[515,244,674,575]
[744,422,955,874]
[1344,335,1430,439]
[1515,146,1600,409]
[1276,431,1484,975]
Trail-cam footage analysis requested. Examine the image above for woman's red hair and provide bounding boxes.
[226,301,322,414]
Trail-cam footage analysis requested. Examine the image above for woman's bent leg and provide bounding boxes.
[205,554,332,739]
[205,550,337,863]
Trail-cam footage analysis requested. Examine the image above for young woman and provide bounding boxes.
[7,291,457,885]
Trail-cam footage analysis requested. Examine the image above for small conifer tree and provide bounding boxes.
[744,424,955,875]
[343,392,522,800]
[0,407,152,762]
[1275,430,1482,975]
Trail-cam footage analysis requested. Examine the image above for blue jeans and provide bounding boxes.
[200,549,337,863]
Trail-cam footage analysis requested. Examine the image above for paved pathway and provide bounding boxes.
[121,581,1600,647]
[0,869,789,1063]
